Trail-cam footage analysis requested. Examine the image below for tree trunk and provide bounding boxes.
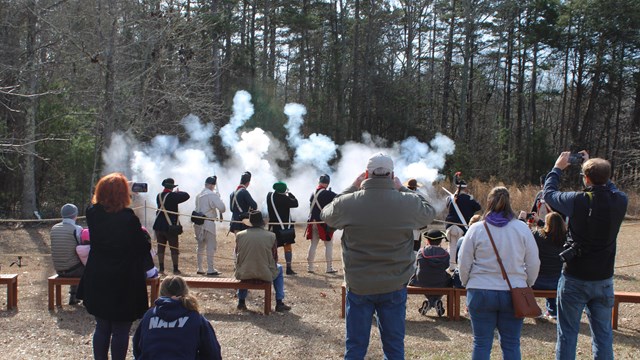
[21,0,39,218]
[441,0,456,132]
[211,0,221,103]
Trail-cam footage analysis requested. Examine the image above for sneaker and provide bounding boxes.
[546,311,557,319]
[435,300,445,317]
[69,298,80,306]
[206,270,221,276]
[196,271,206,275]
[173,269,182,275]
[237,302,247,311]
[326,269,338,274]
[286,268,297,275]
[275,302,291,312]
[419,300,430,316]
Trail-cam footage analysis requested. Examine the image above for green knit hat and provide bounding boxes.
[273,181,287,194]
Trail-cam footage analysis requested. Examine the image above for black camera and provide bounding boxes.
[131,182,148,193]
[526,212,535,220]
[559,239,581,263]
[568,153,584,165]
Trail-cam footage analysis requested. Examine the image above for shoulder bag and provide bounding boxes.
[191,193,205,225]
[483,221,541,318]
[270,193,295,246]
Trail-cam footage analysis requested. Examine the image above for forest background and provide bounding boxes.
[1,0,639,219]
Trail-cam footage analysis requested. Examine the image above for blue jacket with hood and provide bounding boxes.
[133,297,222,360]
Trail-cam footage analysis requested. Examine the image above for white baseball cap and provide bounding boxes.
[366,153,394,175]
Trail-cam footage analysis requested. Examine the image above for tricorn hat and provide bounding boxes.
[403,178,422,190]
[241,210,264,227]
[205,176,217,185]
[162,178,178,189]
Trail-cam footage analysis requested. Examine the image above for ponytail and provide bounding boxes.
[160,275,200,313]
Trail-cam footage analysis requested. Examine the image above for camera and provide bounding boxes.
[568,153,584,165]
[526,212,535,220]
[131,182,148,193]
[559,239,581,263]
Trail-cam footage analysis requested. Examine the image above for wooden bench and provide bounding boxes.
[182,277,272,315]
[612,292,640,330]
[0,274,18,310]
[340,283,455,320]
[48,275,160,310]
[453,288,557,320]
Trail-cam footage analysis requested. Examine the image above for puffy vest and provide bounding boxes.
[50,222,81,272]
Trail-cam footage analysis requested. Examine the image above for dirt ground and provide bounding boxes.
[0,221,639,359]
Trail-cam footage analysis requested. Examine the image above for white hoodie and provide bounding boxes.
[459,219,540,290]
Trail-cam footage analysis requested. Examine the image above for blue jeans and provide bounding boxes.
[556,274,614,360]
[93,317,133,360]
[467,289,523,360]
[238,264,285,301]
[533,273,560,316]
[345,287,407,360]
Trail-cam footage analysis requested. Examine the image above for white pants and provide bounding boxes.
[195,226,217,273]
[446,225,464,271]
[306,226,334,272]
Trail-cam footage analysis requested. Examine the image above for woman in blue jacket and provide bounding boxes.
[133,276,222,360]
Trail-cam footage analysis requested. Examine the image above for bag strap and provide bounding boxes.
[449,195,469,229]
[232,188,244,213]
[269,193,287,230]
[311,189,325,212]
[483,221,513,290]
[159,193,175,226]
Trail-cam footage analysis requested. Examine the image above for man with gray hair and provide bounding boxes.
[322,153,436,359]
[50,203,84,305]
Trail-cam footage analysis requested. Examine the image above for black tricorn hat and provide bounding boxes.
[162,178,178,189]
[241,210,264,227]
[240,171,252,184]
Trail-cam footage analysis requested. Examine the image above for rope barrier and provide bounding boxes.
[3,205,640,269]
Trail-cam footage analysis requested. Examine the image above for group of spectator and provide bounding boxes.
[47,150,627,360]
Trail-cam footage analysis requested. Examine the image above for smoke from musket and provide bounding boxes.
[102,89,455,230]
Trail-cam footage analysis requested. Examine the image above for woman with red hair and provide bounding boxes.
[77,172,152,360]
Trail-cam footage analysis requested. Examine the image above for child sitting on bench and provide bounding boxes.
[410,230,452,317]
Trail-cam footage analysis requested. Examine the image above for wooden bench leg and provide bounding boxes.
[454,291,461,321]
[12,278,17,309]
[48,280,55,310]
[55,283,62,308]
[264,285,271,315]
[445,292,453,320]
[612,298,620,330]
[4,282,11,310]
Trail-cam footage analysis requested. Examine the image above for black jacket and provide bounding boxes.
[77,204,151,321]
[229,186,257,232]
[267,191,298,245]
[445,193,481,233]
[153,190,190,231]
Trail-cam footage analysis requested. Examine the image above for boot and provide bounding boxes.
[285,251,296,275]
[69,293,80,305]
[237,299,247,310]
[158,262,165,274]
[171,254,181,275]
[275,300,291,312]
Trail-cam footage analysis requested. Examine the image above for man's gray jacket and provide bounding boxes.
[321,177,436,295]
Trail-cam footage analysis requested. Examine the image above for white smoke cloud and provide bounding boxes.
[101,90,456,231]
[219,90,254,149]
[283,102,337,174]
